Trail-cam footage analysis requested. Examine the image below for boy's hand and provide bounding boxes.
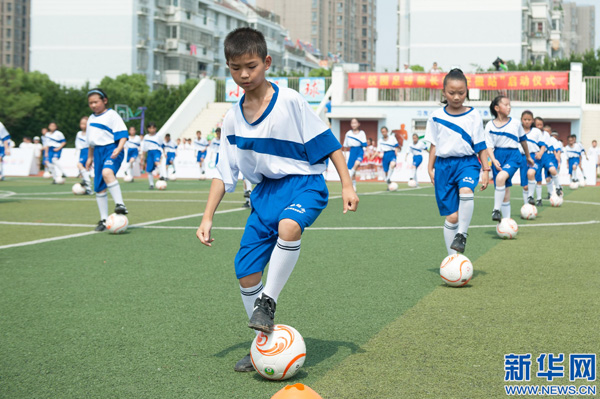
[342,186,359,213]
[111,148,121,159]
[492,159,502,170]
[480,170,489,191]
[86,158,93,170]
[428,168,435,185]
[535,151,543,160]
[197,220,214,246]
[526,155,535,167]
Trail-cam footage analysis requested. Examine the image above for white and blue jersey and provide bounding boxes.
[566,143,584,174]
[218,83,341,279]
[484,118,527,187]
[540,131,557,172]
[409,140,428,168]
[377,135,398,172]
[164,140,177,164]
[343,129,367,169]
[75,131,89,165]
[210,138,221,164]
[425,107,486,216]
[47,130,66,159]
[142,134,163,172]
[523,127,546,180]
[125,135,141,161]
[0,122,10,157]
[194,137,209,162]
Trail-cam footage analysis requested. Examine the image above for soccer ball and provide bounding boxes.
[496,218,518,239]
[168,172,177,181]
[250,324,306,380]
[152,170,159,177]
[520,204,537,220]
[407,179,417,188]
[43,171,52,179]
[440,254,473,287]
[54,176,65,184]
[123,174,133,183]
[155,180,167,190]
[388,182,398,191]
[72,183,86,195]
[199,174,206,181]
[569,181,579,190]
[550,194,563,207]
[106,213,128,234]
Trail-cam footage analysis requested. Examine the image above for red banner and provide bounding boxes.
[348,72,569,90]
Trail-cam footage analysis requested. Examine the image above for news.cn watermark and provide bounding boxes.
[504,353,597,396]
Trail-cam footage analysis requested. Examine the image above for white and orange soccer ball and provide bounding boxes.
[250,324,306,380]
[569,182,579,190]
[106,213,128,234]
[407,179,417,188]
[496,218,518,239]
[550,194,563,207]
[54,176,65,184]
[72,183,86,195]
[520,204,537,220]
[388,182,398,191]
[440,254,473,287]
[43,171,52,179]
[123,174,133,183]
[155,180,167,190]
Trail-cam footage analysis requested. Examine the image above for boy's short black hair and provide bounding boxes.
[215,127,221,133]
[165,133,170,138]
[224,27,267,62]
[147,122,157,128]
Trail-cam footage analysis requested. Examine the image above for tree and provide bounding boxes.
[308,68,332,77]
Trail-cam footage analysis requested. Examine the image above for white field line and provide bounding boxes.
[8,197,243,204]
[7,190,213,196]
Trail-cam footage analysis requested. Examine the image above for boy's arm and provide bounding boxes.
[427,144,436,185]
[196,178,226,246]
[478,149,490,191]
[329,149,359,213]
[86,146,94,170]
[111,137,127,158]
[521,141,534,166]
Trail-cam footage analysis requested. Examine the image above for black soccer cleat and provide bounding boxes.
[556,187,563,196]
[248,294,276,333]
[234,353,255,372]
[242,201,251,208]
[546,193,551,200]
[95,219,106,232]
[114,203,128,215]
[491,209,502,222]
[527,196,535,205]
[149,185,154,190]
[536,199,543,207]
[450,233,467,253]
[244,190,251,199]
[84,188,93,195]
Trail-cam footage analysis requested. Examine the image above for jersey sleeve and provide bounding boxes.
[517,123,526,142]
[56,131,66,143]
[483,121,494,150]
[424,116,437,146]
[359,131,367,147]
[216,115,240,193]
[0,123,10,141]
[299,97,341,164]
[110,112,129,142]
[471,113,487,153]
[342,132,350,147]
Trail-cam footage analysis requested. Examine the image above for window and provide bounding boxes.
[312,0,317,8]
[7,29,11,38]
[362,52,366,61]
[7,2,12,12]
[362,40,366,49]
[362,4,367,12]
[6,55,11,64]
[311,24,317,35]
[361,28,367,36]
[226,16,230,29]
[312,12,317,22]
[6,41,11,50]
[362,16,367,25]
[22,18,26,28]
[168,25,177,38]
[186,11,191,19]
[336,15,342,25]
[336,2,343,12]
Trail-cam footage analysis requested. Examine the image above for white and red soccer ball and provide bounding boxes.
[440,254,473,287]
[250,324,306,380]
[106,213,128,234]
[496,218,518,239]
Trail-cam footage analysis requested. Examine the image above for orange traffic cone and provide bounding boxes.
[271,383,323,399]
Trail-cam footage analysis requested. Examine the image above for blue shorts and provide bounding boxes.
[197,151,206,162]
[413,154,423,168]
[0,146,4,157]
[382,151,396,173]
[434,155,481,216]
[542,153,556,175]
[49,148,62,160]
[519,154,528,187]
[127,148,139,162]
[530,158,544,182]
[234,174,328,279]
[166,152,176,165]
[347,147,364,169]
[568,158,579,175]
[94,144,125,192]
[492,148,522,188]
[146,150,161,173]
[78,148,89,165]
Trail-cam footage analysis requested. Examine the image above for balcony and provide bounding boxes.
[137,6,150,16]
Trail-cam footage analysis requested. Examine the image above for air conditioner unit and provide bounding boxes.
[166,39,178,50]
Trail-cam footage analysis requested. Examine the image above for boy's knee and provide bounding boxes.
[102,168,115,182]
[458,187,473,195]
[446,213,459,224]
[239,272,262,288]
[278,218,302,241]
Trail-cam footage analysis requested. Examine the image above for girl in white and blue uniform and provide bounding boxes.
[407,133,428,186]
[141,122,166,188]
[164,133,178,177]
[47,122,67,183]
[194,130,209,176]
[343,118,367,190]
[484,96,533,221]
[521,111,545,206]
[86,88,129,231]
[425,69,490,255]
[124,126,141,180]
[540,125,563,197]
[376,126,398,184]
[565,135,585,183]
[75,116,93,194]
[0,121,11,180]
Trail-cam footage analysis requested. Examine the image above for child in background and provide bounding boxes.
[520,111,545,206]
[163,133,178,179]
[0,121,11,181]
[140,122,166,189]
[75,116,93,194]
[85,88,129,231]
[425,69,490,254]
[124,126,141,181]
[343,118,367,191]
[194,130,209,178]
[47,122,67,183]
[406,133,428,187]
[565,135,585,183]
[377,126,398,185]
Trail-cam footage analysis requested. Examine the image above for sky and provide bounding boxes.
[375,0,600,71]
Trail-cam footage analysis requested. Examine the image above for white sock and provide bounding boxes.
[443,221,458,256]
[527,180,536,198]
[201,163,205,173]
[0,161,3,177]
[494,185,506,210]
[262,238,301,303]
[349,168,355,178]
[244,179,252,192]
[240,282,264,320]
[547,179,554,196]
[458,193,474,235]
[96,192,109,220]
[385,169,393,182]
[124,161,131,176]
[148,174,154,186]
[107,181,124,205]
[552,175,561,192]
[413,168,418,182]
[522,189,528,204]
[501,201,511,219]
[52,160,64,180]
[159,163,167,178]
[81,169,91,186]
[536,184,542,200]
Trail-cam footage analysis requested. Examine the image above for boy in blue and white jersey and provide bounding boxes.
[376,126,398,184]
[124,126,141,180]
[565,135,585,183]
[550,132,563,166]
[194,130,209,177]
[163,133,177,178]
[484,97,533,221]
[75,116,93,194]
[521,112,546,206]
[85,88,129,231]
[535,121,562,198]
[425,69,490,255]
[40,128,52,175]
[196,27,358,373]
[46,122,67,183]
[141,122,166,189]
[343,118,367,190]
[0,121,11,180]
[406,133,428,186]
